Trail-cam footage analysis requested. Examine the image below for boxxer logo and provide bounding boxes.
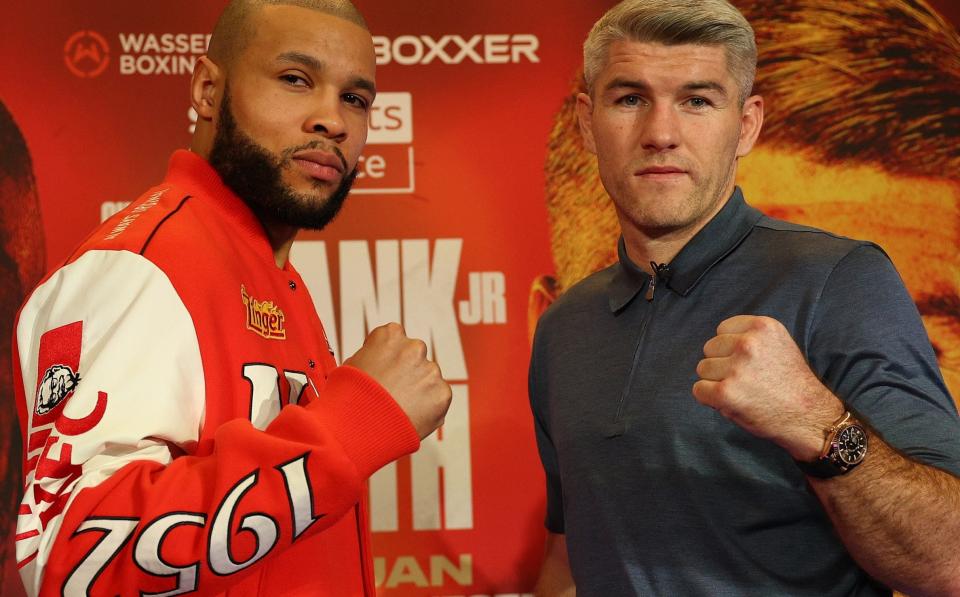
[373,34,540,65]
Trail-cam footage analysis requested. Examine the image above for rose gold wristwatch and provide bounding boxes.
[796,411,868,479]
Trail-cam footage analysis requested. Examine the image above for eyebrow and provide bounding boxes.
[682,81,728,96]
[276,51,377,96]
[604,78,728,96]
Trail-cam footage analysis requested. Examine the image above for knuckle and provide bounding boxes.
[756,316,777,332]
[715,378,734,399]
[737,335,758,355]
[411,339,428,358]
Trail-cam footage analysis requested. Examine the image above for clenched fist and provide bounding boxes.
[344,323,452,439]
[693,315,844,461]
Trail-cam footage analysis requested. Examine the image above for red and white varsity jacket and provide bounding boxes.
[13,150,420,596]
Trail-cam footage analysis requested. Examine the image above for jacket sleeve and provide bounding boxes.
[14,249,420,596]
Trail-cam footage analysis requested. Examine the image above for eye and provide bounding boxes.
[685,96,712,109]
[342,93,370,110]
[614,93,646,108]
[280,73,309,87]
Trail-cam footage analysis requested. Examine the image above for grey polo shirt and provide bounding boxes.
[529,188,960,596]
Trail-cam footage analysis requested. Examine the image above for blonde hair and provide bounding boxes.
[742,0,960,178]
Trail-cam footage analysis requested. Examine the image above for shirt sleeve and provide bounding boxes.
[807,243,960,475]
[529,324,565,534]
[14,249,420,596]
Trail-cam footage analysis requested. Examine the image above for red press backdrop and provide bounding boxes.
[1,1,958,595]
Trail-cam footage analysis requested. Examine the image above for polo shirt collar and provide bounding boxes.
[608,187,762,312]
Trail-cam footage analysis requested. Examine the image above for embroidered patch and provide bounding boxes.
[36,364,81,416]
[241,285,286,339]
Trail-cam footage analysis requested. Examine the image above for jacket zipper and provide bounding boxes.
[608,264,669,437]
[645,273,656,301]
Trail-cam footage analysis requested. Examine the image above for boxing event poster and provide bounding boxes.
[1,1,957,595]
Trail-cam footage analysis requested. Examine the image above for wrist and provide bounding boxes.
[787,400,846,462]
[795,410,869,478]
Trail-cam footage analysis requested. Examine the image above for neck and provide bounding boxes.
[619,187,735,274]
[620,230,688,275]
[261,220,298,268]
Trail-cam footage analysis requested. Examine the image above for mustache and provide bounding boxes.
[280,141,348,172]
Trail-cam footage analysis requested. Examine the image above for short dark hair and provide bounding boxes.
[207,0,368,68]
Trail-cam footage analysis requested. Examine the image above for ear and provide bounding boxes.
[190,56,221,121]
[575,92,597,155]
[735,94,764,158]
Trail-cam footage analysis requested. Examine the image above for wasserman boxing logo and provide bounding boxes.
[118,32,210,75]
[241,286,287,339]
[65,31,209,77]
[64,31,110,78]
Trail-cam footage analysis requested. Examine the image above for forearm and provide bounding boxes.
[24,396,417,596]
[809,432,960,596]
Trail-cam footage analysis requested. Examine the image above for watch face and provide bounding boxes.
[836,424,867,465]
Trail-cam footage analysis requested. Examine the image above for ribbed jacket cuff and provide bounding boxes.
[307,365,421,479]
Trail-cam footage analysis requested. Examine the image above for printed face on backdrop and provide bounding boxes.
[206,5,376,230]
[533,0,960,399]
[0,99,45,596]
[575,41,762,246]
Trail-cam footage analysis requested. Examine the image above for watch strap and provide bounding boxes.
[795,455,848,478]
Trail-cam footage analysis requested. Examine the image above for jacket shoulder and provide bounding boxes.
[68,184,195,263]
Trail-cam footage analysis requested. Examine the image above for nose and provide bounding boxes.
[640,102,679,152]
[304,90,347,141]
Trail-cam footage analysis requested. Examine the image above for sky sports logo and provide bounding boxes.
[64,31,541,78]
[354,92,415,194]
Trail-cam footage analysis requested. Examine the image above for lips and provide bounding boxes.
[635,165,688,182]
[636,166,686,175]
[291,150,345,183]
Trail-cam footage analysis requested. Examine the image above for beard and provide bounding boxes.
[207,88,357,231]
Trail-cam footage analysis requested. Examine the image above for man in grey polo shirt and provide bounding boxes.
[528,1,960,595]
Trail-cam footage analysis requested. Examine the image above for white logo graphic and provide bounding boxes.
[372,34,540,66]
[117,33,210,76]
[36,365,81,415]
[354,92,416,195]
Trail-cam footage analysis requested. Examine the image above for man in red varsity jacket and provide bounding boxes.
[12,1,452,595]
